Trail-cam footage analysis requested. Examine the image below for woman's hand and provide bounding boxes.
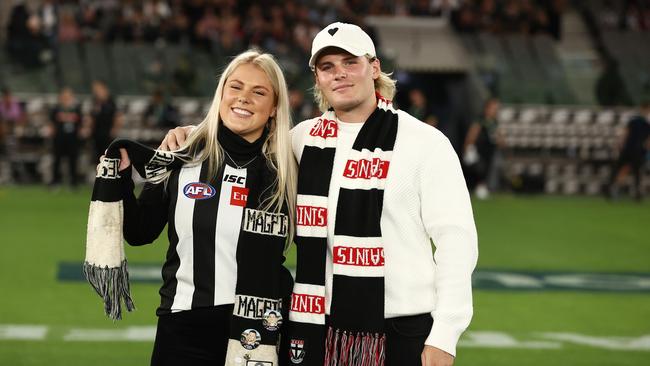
[98,148,130,173]
[118,148,130,171]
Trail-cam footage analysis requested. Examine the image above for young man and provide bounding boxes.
[608,100,650,201]
[49,87,83,187]
[89,80,121,164]
[161,22,477,366]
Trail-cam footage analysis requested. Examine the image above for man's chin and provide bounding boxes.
[330,100,359,113]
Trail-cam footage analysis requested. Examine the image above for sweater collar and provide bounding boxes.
[217,124,267,161]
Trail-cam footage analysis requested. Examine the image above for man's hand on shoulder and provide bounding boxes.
[159,126,194,151]
[421,345,454,366]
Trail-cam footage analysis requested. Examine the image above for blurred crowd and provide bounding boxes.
[594,0,650,31]
[5,0,571,70]
[6,0,456,68]
[3,0,573,122]
[450,0,566,39]
[6,0,321,70]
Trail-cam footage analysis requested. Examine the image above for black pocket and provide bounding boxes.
[388,313,433,337]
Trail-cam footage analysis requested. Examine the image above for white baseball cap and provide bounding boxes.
[309,22,376,69]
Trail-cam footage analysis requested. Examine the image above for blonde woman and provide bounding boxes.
[115,50,296,365]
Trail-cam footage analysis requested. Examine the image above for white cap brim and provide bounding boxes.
[309,44,368,69]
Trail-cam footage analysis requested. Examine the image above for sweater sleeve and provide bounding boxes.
[420,136,478,357]
[120,167,170,246]
[290,118,316,161]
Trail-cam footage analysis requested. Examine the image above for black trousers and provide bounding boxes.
[52,137,79,186]
[320,313,433,366]
[611,149,646,196]
[385,313,434,366]
[151,305,233,366]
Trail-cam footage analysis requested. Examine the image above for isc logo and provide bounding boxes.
[183,182,216,200]
[224,174,246,184]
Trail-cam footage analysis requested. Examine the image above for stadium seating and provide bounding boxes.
[110,43,141,95]
[462,32,576,105]
[58,42,88,93]
[84,42,113,90]
[601,30,650,104]
[5,92,645,194]
[497,104,644,195]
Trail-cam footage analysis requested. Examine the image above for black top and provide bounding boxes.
[50,104,82,139]
[121,125,268,245]
[218,123,268,161]
[624,115,650,153]
[91,97,117,139]
[476,116,498,157]
[121,125,290,316]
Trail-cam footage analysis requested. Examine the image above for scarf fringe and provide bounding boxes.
[83,259,135,320]
[324,326,386,366]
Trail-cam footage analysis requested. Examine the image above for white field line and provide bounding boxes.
[63,326,156,341]
[0,325,48,340]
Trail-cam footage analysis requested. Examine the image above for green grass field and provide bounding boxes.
[1,186,649,365]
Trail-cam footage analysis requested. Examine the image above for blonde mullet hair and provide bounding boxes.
[313,56,397,113]
[158,49,297,247]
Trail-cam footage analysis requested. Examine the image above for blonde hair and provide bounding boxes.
[313,56,397,113]
[161,49,297,246]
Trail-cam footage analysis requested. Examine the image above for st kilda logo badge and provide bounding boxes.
[240,329,261,350]
[289,339,305,364]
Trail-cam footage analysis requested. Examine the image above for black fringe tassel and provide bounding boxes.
[83,259,135,320]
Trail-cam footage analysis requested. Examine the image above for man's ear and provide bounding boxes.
[371,58,381,80]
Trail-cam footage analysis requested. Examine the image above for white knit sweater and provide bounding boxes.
[291,110,478,357]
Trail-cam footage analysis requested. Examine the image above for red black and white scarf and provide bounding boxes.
[284,94,398,365]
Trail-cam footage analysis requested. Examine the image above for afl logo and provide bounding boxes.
[183,182,215,200]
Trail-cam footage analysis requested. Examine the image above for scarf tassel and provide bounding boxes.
[324,326,386,366]
[83,259,135,320]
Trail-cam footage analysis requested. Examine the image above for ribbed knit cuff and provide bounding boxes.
[424,317,462,357]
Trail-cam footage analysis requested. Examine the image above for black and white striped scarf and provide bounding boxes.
[285,95,398,366]
[85,137,291,365]
[84,139,181,320]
